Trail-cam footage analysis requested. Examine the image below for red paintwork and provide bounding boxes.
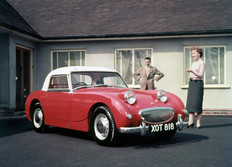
[25,87,186,133]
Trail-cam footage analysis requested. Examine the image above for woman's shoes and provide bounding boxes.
[186,123,201,129]
[187,123,194,128]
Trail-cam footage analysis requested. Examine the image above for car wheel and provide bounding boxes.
[32,103,47,133]
[92,106,117,146]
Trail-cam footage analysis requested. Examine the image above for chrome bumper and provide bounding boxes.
[119,114,188,135]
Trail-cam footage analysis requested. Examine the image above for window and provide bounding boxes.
[49,75,69,90]
[115,48,152,86]
[51,50,85,70]
[71,72,128,90]
[71,73,92,89]
[103,75,126,87]
[184,46,226,87]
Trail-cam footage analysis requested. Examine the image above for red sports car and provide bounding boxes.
[25,66,188,145]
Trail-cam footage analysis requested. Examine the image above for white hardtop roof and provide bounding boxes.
[49,66,118,75]
[42,66,119,91]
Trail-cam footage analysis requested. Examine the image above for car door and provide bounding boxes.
[46,75,71,121]
[70,72,93,122]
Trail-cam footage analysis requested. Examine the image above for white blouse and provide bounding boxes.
[190,59,206,80]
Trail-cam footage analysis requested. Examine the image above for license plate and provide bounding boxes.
[150,122,176,133]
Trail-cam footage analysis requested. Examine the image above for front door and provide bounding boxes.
[16,47,31,111]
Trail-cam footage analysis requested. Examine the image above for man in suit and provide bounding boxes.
[133,57,164,90]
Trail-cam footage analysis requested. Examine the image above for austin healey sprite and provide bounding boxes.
[25,66,188,145]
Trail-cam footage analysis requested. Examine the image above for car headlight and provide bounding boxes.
[124,91,136,105]
[157,90,167,103]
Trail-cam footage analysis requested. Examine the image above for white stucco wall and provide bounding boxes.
[35,36,232,110]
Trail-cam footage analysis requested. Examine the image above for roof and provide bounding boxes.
[49,66,117,75]
[0,0,39,37]
[2,0,232,40]
[42,66,118,91]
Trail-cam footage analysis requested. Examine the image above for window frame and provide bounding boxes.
[114,48,153,88]
[183,45,229,89]
[48,75,70,92]
[51,49,86,70]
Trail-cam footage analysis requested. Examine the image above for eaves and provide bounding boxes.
[1,25,232,42]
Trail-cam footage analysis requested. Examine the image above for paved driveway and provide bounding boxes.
[0,115,232,167]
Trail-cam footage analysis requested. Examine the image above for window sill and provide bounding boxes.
[128,85,140,89]
[181,85,230,89]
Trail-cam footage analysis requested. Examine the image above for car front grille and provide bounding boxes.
[139,107,175,124]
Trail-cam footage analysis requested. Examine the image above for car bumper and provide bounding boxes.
[119,114,188,135]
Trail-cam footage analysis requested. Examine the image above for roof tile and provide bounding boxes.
[4,0,232,39]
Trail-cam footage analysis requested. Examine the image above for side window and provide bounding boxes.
[49,75,69,90]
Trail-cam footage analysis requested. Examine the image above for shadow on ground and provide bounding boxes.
[41,126,209,148]
[3,116,232,148]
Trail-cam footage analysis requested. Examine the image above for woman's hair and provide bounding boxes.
[190,46,203,57]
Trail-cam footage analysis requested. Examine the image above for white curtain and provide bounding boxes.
[116,49,152,85]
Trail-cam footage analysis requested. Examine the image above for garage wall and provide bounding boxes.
[0,33,9,111]
[35,36,232,110]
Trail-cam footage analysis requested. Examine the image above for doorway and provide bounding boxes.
[16,46,32,111]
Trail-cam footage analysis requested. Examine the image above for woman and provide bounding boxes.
[186,46,206,129]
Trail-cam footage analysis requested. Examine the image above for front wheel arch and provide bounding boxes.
[91,106,118,146]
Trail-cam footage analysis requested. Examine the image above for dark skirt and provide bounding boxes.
[186,80,204,114]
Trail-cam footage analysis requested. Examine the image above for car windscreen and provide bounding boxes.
[71,72,128,90]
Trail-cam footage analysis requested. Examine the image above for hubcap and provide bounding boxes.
[94,113,109,140]
[33,108,43,128]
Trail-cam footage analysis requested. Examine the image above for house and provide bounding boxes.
[0,0,232,115]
